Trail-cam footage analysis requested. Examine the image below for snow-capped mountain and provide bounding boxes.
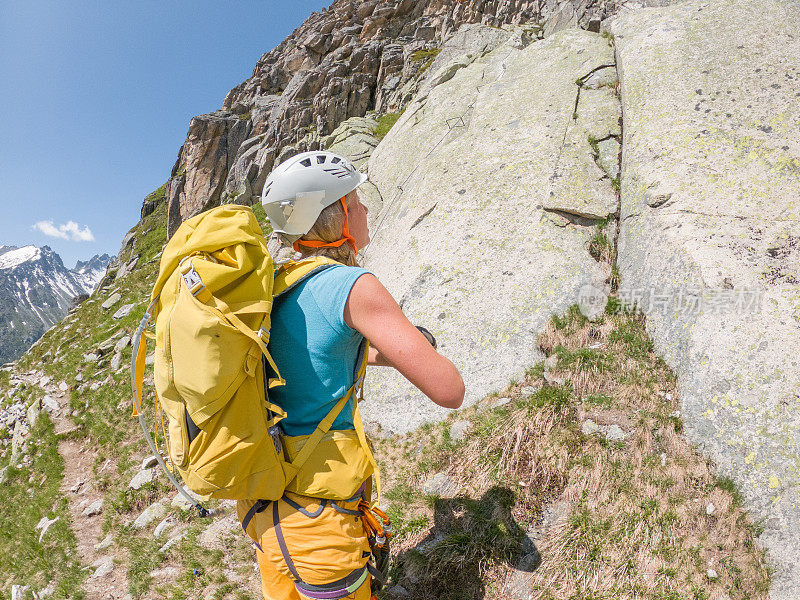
[72,253,113,291]
[0,245,113,364]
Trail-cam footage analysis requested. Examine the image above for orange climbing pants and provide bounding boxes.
[239,493,373,600]
[255,545,371,600]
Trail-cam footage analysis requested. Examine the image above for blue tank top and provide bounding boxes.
[268,264,370,436]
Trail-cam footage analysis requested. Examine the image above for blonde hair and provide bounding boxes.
[278,191,359,266]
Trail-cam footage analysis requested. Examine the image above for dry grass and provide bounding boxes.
[376,306,769,600]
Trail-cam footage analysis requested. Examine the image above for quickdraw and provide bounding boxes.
[358,500,392,595]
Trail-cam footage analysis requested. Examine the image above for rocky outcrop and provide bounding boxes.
[362,28,619,433]
[162,0,633,236]
[68,294,90,314]
[322,115,379,167]
[222,0,616,115]
[323,115,385,216]
[165,113,253,236]
[72,254,112,291]
[610,1,800,595]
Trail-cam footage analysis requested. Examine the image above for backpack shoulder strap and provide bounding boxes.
[350,346,381,502]
[275,258,382,500]
[273,257,340,298]
[283,343,381,500]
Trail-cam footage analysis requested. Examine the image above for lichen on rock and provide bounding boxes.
[363,28,618,434]
[611,0,800,594]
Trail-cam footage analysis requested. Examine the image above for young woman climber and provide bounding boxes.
[237,150,465,600]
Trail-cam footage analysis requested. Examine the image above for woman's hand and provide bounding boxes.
[344,274,464,409]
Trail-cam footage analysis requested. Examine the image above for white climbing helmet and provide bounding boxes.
[261,151,368,235]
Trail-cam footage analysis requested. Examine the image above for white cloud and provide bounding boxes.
[33,220,95,242]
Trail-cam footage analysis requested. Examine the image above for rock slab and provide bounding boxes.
[421,472,458,497]
[81,499,103,517]
[112,304,135,320]
[101,292,121,310]
[133,501,166,529]
[611,1,800,596]
[129,468,155,490]
[91,556,114,578]
[363,29,615,433]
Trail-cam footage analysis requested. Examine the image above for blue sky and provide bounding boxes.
[0,1,329,268]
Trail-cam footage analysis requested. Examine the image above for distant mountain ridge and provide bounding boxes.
[72,253,113,292]
[0,245,113,364]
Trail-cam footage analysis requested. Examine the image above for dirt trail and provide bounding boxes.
[21,371,131,600]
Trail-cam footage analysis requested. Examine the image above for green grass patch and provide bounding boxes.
[551,304,589,333]
[410,48,441,63]
[588,135,600,156]
[526,362,545,380]
[608,319,653,360]
[135,198,169,264]
[387,508,430,539]
[716,476,745,508]
[519,384,572,412]
[374,112,403,141]
[144,182,167,206]
[554,345,611,372]
[589,230,612,261]
[124,533,163,597]
[414,48,442,75]
[0,414,85,598]
[584,393,615,408]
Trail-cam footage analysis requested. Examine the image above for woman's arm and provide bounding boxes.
[344,274,464,409]
[366,326,435,366]
[366,344,391,367]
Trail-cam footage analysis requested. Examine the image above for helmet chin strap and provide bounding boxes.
[293,197,359,254]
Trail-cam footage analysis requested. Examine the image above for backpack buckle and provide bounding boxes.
[180,262,206,297]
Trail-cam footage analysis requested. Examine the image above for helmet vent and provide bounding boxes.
[331,157,341,164]
[324,167,349,178]
[317,155,326,164]
[300,158,312,167]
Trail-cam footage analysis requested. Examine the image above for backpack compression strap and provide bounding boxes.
[351,347,381,503]
[131,297,210,516]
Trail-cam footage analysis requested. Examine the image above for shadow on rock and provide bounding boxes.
[392,486,540,599]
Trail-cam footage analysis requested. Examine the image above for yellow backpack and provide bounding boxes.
[130,205,378,513]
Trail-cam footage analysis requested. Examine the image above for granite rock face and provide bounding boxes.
[165,112,253,236]
[362,29,618,433]
[610,1,800,595]
[161,0,632,236]
[322,115,380,168]
[325,115,386,218]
